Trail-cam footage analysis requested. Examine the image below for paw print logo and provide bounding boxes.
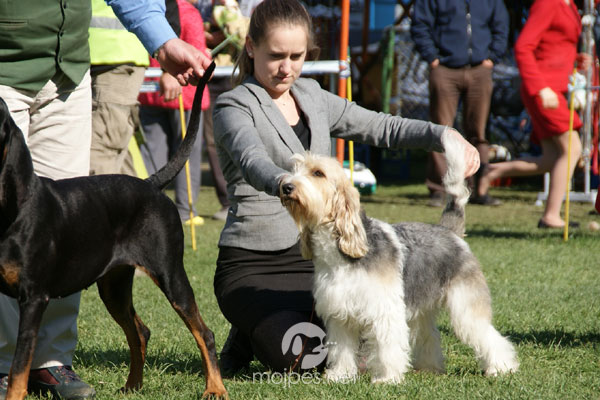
[281,322,328,370]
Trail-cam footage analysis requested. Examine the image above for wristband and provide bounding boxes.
[152,43,165,60]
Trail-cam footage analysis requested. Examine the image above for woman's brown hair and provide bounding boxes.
[232,0,319,86]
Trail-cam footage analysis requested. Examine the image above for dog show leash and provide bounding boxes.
[289,301,317,372]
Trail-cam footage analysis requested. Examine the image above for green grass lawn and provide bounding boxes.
[61,182,599,399]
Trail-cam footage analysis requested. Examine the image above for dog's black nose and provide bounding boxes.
[281,183,295,195]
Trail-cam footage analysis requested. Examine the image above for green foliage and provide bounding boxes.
[63,185,599,400]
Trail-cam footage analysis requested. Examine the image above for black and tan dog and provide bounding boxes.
[0,63,227,400]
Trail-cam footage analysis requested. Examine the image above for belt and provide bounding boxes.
[442,61,484,69]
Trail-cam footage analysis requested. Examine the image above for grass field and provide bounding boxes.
[49,179,599,400]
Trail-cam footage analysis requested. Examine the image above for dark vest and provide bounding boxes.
[0,0,92,91]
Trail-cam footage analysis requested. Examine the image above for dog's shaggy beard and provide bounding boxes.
[281,173,333,260]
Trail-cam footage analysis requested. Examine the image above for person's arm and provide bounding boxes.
[514,0,558,97]
[106,0,212,85]
[410,0,439,65]
[595,4,600,59]
[319,85,479,177]
[105,0,175,55]
[213,93,288,196]
[321,87,445,152]
[159,72,182,102]
[488,0,510,64]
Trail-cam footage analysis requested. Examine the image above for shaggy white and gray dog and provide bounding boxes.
[279,132,519,383]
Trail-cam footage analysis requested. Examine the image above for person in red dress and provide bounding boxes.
[478,0,591,228]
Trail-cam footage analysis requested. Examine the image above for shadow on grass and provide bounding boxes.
[505,329,600,347]
[465,229,532,239]
[73,330,597,382]
[74,347,207,377]
[466,228,599,239]
[359,186,542,206]
[360,195,426,205]
[438,325,599,349]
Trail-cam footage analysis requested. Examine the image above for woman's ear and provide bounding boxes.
[245,36,254,58]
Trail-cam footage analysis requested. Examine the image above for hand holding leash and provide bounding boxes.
[155,38,213,86]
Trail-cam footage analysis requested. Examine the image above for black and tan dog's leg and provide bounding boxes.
[96,267,151,392]
[7,298,48,400]
[152,267,227,398]
[173,300,227,398]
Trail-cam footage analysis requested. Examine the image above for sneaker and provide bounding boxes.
[469,194,502,206]
[183,215,205,226]
[211,207,229,221]
[28,366,96,399]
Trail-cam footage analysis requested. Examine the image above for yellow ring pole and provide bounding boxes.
[179,94,197,251]
[564,70,577,242]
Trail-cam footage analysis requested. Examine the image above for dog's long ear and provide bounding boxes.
[0,98,12,151]
[331,177,368,258]
[299,227,313,260]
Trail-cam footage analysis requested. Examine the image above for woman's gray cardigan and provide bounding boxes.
[213,76,446,251]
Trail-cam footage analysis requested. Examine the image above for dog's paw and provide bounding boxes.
[484,359,519,377]
[411,359,445,374]
[324,368,358,383]
[370,373,404,384]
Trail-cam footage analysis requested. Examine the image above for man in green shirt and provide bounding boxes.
[0,1,211,399]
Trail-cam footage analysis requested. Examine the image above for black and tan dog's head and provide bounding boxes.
[279,152,368,259]
[0,97,31,172]
[0,97,37,205]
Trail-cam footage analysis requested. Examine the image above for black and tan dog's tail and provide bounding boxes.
[439,130,470,237]
[146,62,216,190]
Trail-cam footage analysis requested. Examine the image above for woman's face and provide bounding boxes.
[247,23,308,98]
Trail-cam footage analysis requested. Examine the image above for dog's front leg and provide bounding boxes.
[6,297,49,400]
[324,319,359,382]
[367,312,411,384]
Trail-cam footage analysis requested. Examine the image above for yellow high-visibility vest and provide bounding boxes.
[89,0,149,66]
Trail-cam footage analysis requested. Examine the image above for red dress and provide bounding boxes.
[515,0,582,143]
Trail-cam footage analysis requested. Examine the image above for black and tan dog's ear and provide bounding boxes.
[0,97,15,159]
[0,97,11,137]
[331,177,368,258]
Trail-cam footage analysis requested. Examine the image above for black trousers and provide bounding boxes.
[214,243,326,372]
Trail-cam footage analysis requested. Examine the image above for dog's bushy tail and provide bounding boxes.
[146,62,215,190]
[439,130,470,237]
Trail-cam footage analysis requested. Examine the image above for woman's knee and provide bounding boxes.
[552,130,582,158]
[250,311,327,373]
[570,132,583,158]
